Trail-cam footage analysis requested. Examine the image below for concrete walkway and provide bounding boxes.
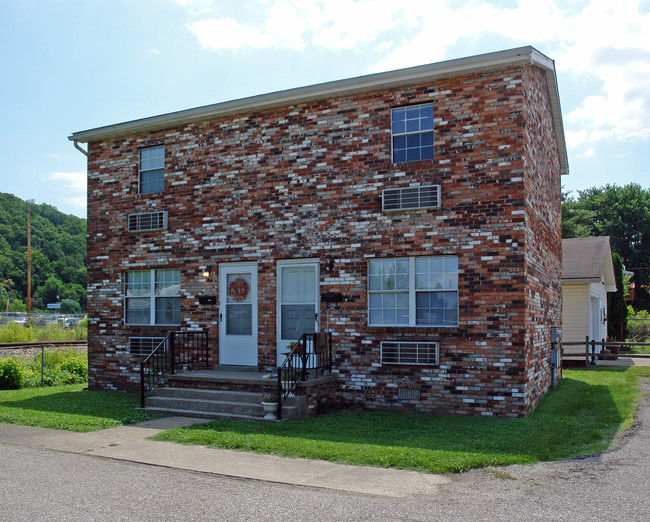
[0,417,449,498]
[596,355,650,367]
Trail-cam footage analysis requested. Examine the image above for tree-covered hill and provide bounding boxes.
[0,193,86,312]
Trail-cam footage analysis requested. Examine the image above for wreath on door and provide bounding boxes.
[228,277,249,302]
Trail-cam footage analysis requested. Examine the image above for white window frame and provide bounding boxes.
[124,268,180,325]
[139,146,165,194]
[368,256,458,328]
[391,103,434,164]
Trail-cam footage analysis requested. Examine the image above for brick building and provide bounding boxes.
[70,46,568,417]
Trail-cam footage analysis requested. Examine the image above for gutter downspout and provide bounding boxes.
[73,140,88,156]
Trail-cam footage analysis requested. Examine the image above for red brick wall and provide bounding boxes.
[86,64,562,416]
[520,66,563,413]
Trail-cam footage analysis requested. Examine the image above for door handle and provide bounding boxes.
[220,313,223,322]
[315,312,318,321]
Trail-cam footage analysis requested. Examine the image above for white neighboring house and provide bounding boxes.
[562,237,617,356]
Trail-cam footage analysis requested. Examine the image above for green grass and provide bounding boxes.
[152,368,650,474]
[626,344,650,354]
[0,384,159,432]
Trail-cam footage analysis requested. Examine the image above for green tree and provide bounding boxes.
[561,190,593,238]
[61,283,86,309]
[60,298,81,314]
[608,253,627,340]
[562,184,650,310]
[35,276,64,306]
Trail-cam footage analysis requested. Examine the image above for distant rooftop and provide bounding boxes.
[562,236,616,291]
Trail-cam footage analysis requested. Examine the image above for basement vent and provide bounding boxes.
[382,184,440,212]
[398,388,421,401]
[129,337,165,356]
[381,341,439,366]
[128,211,168,232]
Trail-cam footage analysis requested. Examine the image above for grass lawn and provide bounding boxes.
[625,344,650,355]
[152,367,650,474]
[0,384,159,432]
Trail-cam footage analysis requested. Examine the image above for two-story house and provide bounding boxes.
[69,46,568,418]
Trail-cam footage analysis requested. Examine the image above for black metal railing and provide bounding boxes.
[140,331,209,407]
[276,331,332,419]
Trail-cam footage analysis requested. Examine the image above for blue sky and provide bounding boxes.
[1,0,648,219]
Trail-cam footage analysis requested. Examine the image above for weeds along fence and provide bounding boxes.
[0,341,88,387]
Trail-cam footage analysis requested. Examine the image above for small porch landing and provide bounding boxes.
[144,365,337,421]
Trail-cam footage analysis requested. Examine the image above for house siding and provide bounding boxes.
[562,283,589,346]
[85,61,562,416]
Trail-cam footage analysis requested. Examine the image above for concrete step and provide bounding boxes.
[144,387,307,420]
[153,387,264,404]
[141,407,268,422]
[146,396,266,417]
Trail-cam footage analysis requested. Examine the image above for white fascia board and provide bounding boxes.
[562,277,602,284]
[69,45,568,173]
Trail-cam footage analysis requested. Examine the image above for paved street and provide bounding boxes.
[1,382,649,520]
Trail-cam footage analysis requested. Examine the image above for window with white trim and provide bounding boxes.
[139,146,165,194]
[368,256,458,327]
[391,104,434,163]
[125,268,180,325]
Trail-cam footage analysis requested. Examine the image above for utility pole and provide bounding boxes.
[27,199,34,315]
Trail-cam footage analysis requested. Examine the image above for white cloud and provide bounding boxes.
[576,147,596,159]
[49,172,87,194]
[179,0,650,149]
[188,18,273,50]
[184,0,404,52]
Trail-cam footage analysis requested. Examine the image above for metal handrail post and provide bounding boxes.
[328,332,332,373]
[170,332,176,374]
[140,363,145,408]
[277,372,282,420]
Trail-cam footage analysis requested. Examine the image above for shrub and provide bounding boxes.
[58,352,88,381]
[0,322,37,343]
[627,308,650,341]
[26,349,88,387]
[0,358,24,389]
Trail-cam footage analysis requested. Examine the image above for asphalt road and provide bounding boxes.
[1,383,649,521]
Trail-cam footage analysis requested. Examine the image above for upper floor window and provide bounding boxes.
[391,104,434,163]
[125,268,180,325]
[139,146,165,194]
[368,256,458,327]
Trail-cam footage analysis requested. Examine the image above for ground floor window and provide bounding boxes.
[368,256,458,327]
[125,268,180,325]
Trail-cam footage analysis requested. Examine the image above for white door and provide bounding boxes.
[277,260,319,365]
[219,263,258,366]
[590,296,603,357]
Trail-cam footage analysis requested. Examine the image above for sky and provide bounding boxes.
[1,0,648,219]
